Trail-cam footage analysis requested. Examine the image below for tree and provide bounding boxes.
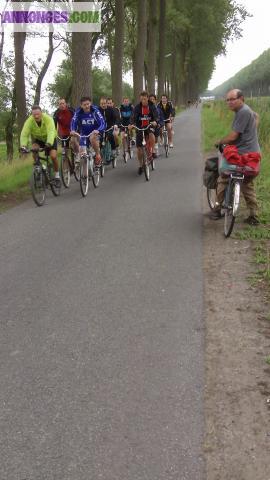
[146,0,158,94]
[14,31,27,135]
[157,0,166,98]
[133,0,147,101]
[111,0,124,104]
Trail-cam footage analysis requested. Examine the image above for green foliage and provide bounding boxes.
[47,61,133,108]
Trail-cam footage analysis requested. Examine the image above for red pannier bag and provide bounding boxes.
[223,145,261,177]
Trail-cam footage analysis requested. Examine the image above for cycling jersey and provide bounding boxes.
[131,102,158,128]
[71,105,105,135]
[20,113,56,146]
[120,103,134,126]
[53,107,74,137]
[158,101,175,120]
[98,106,118,129]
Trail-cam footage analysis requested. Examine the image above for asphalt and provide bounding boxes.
[0,106,205,480]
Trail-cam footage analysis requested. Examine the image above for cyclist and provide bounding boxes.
[158,94,175,148]
[70,96,105,166]
[20,105,61,187]
[129,91,158,175]
[210,89,261,225]
[119,97,134,153]
[106,98,121,151]
[98,97,119,164]
[53,98,75,170]
[149,94,164,157]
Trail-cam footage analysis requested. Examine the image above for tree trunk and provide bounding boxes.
[34,32,54,105]
[157,0,166,98]
[133,0,147,102]
[14,32,27,137]
[147,0,158,94]
[6,85,17,163]
[71,32,92,107]
[112,0,124,105]
[0,32,4,67]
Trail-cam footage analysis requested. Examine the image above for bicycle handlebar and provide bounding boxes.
[20,147,46,154]
[57,135,70,141]
[132,124,155,131]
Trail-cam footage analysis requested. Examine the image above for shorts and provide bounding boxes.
[32,138,57,151]
[136,130,151,148]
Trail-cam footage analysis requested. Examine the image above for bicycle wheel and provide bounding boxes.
[224,183,236,238]
[30,167,46,206]
[112,152,117,168]
[92,164,100,188]
[48,164,61,197]
[207,187,217,211]
[100,162,105,178]
[80,155,89,197]
[151,157,156,170]
[164,131,169,157]
[74,154,80,181]
[143,149,150,181]
[60,153,71,188]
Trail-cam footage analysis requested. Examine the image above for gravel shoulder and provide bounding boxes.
[203,202,270,479]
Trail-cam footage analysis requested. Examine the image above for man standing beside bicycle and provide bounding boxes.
[70,96,105,166]
[129,91,158,175]
[210,89,261,225]
[20,105,61,188]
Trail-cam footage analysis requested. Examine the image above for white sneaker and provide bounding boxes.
[169,143,173,148]
[154,144,159,154]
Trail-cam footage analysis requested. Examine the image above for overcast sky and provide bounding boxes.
[1,0,270,97]
[208,0,270,89]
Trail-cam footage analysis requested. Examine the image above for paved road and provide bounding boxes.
[0,107,205,480]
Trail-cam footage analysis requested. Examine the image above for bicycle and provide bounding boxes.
[134,125,155,181]
[101,126,118,168]
[217,148,245,238]
[57,135,74,188]
[120,124,133,163]
[160,118,171,157]
[22,146,61,206]
[74,133,100,197]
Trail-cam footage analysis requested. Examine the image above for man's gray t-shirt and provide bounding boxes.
[232,103,260,153]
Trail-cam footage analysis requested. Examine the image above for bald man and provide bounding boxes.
[210,89,260,225]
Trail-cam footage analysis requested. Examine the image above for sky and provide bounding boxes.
[208,0,270,89]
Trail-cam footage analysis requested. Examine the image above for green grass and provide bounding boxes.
[266,356,270,365]
[0,155,32,194]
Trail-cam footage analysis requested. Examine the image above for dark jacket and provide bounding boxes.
[98,106,118,129]
[131,102,159,128]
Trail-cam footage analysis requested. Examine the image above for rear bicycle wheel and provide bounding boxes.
[30,168,46,206]
[224,183,236,238]
[60,153,71,188]
[207,187,217,211]
[80,155,89,197]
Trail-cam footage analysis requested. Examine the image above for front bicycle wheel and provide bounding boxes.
[164,131,169,157]
[48,164,61,197]
[60,153,71,188]
[92,164,100,188]
[224,182,236,238]
[112,153,117,168]
[30,168,46,206]
[207,187,217,211]
[143,149,150,181]
[80,155,89,197]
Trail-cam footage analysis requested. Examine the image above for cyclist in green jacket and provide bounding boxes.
[20,105,61,187]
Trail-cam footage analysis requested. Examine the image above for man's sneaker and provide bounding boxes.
[54,177,61,188]
[137,167,143,175]
[169,143,174,148]
[152,152,157,158]
[209,209,222,220]
[244,215,260,226]
[131,138,136,146]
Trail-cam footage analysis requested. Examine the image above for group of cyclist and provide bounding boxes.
[20,91,176,182]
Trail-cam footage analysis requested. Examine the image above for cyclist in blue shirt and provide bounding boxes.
[120,97,135,149]
[70,96,105,165]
